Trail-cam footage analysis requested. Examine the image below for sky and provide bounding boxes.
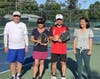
[36,0,100,9]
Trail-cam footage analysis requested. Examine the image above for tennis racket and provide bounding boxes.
[34,33,48,46]
[60,31,70,42]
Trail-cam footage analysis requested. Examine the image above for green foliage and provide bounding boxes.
[65,0,78,9]
[0,0,99,27]
[89,1,100,20]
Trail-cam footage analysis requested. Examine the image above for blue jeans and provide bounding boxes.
[75,48,91,79]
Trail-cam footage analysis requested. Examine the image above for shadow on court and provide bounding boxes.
[21,57,100,79]
[56,57,87,79]
[91,71,100,79]
[67,57,100,79]
[67,57,79,79]
[21,56,51,78]
[21,56,34,76]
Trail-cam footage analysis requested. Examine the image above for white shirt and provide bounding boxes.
[4,21,28,49]
[74,28,93,49]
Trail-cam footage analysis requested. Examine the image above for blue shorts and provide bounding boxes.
[7,49,25,63]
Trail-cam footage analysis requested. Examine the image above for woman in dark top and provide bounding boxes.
[30,18,49,79]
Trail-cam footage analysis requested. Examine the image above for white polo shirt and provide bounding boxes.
[4,21,28,49]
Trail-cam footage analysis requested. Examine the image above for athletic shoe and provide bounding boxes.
[32,77,36,79]
[11,76,16,79]
[51,75,57,79]
[16,75,21,79]
[38,76,42,79]
[61,76,66,79]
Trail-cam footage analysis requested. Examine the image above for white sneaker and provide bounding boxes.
[16,75,21,79]
[51,75,57,79]
[61,77,66,79]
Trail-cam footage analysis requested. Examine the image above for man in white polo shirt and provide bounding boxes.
[4,11,28,79]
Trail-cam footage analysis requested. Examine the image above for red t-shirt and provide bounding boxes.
[50,25,68,54]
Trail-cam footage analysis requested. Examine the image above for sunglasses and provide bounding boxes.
[56,24,63,26]
[13,15,21,17]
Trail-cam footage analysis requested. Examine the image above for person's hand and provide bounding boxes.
[58,39,62,42]
[40,43,48,46]
[73,49,76,54]
[53,35,59,41]
[25,46,28,53]
[88,50,92,56]
[36,40,41,44]
[4,47,8,53]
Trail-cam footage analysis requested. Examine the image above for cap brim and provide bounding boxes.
[56,18,63,20]
[37,22,44,24]
[13,15,20,16]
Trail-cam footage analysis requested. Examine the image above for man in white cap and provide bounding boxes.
[50,14,69,79]
[4,11,28,79]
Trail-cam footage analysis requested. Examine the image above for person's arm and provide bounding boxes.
[24,34,28,53]
[30,35,41,43]
[73,29,77,54]
[88,29,94,55]
[73,37,77,54]
[49,26,53,40]
[4,24,8,52]
[30,29,41,44]
[4,35,8,52]
[49,26,60,42]
[24,26,29,53]
[88,38,93,55]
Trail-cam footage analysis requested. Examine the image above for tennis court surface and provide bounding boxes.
[0,43,100,79]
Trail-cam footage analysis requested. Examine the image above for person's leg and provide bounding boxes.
[33,59,39,78]
[61,61,66,76]
[16,49,25,79]
[75,49,83,79]
[7,49,17,78]
[51,62,57,76]
[60,54,67,79]
[51,54,58,76]
[82,50,91,79]
[17,62,22,75]
[51,54,58,79]
[10,62,16,77]
[39,59,44,78]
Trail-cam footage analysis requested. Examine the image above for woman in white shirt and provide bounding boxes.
[73,17,93,79]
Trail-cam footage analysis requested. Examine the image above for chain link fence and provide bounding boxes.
[0,8,100,43]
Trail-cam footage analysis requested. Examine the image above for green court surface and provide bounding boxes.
[0,43,100,79]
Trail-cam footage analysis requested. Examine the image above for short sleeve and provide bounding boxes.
[45,29,50,36]
[31,29,36,36]
[74,29,78,37]
[89,29,94,38]
[49,26,53,36]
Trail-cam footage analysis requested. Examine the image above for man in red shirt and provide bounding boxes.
[50,14,69,79]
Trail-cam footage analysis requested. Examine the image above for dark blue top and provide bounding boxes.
[31,28,50,52]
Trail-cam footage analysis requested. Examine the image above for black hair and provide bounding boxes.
[79,17,90,29]
[37,17,45,24]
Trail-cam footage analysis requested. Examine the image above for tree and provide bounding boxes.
[43,0,61,21]
[17,0,38,14]
[89,1,100,20]
[65,0,78,9]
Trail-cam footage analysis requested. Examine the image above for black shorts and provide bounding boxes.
[51,53,67,62]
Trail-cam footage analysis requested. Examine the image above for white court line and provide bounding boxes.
[0,70,10,74]
[0,62,33,75]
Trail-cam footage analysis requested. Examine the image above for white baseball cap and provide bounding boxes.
[56,14,63,20]
[13,11,21,16]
